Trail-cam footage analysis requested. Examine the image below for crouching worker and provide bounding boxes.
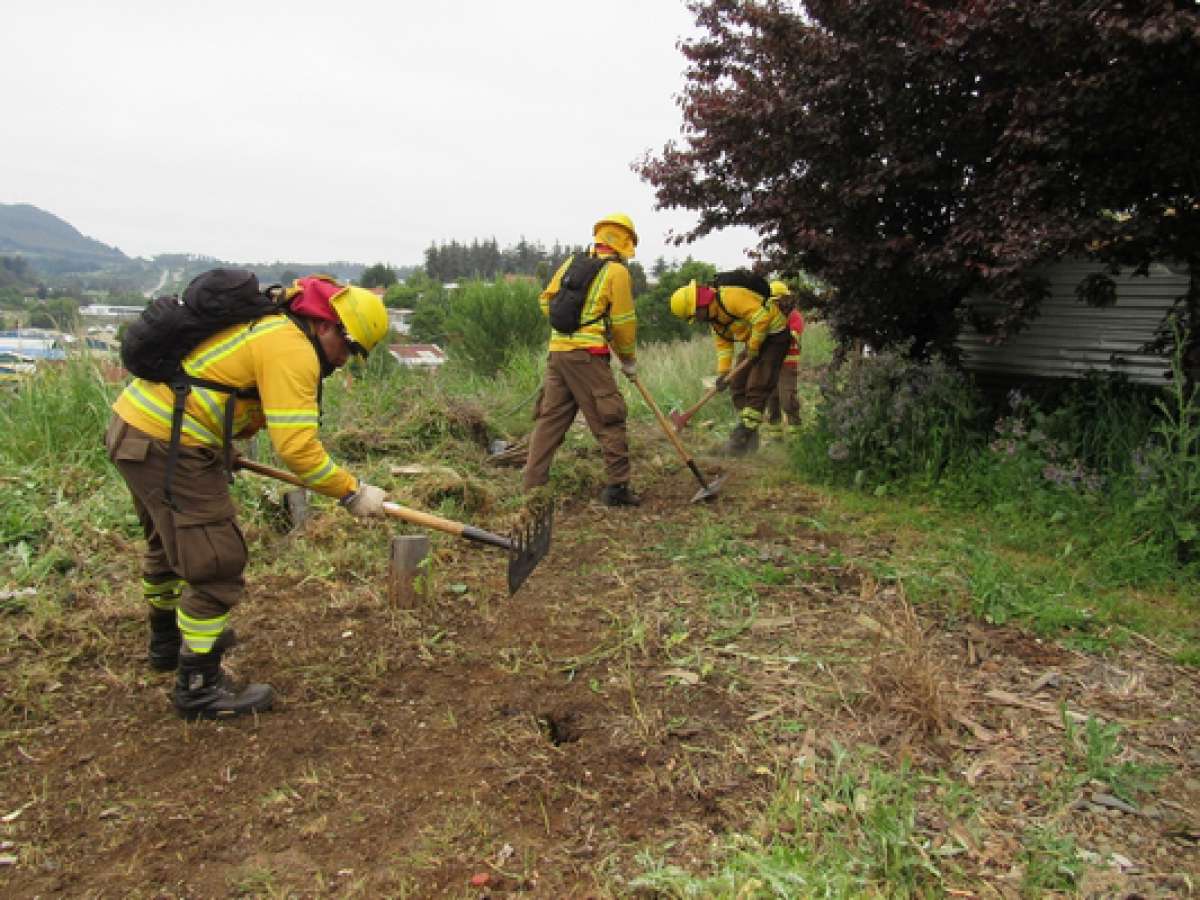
[106,269,390,719]
[668,271,789,456]
[523,213,641,507]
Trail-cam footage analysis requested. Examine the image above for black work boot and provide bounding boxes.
[147,607,181,672]
[601,482,641,507]
[722,424,759,457]
[173,631,274,720]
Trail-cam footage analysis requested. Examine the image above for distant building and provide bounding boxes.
[387,308,413,336]
[388,343,446,368]
[80,304,145,323]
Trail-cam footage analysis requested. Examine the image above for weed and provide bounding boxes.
[1061,710,1169,802]
[1019,825,1083,896]
[862,586,964,740]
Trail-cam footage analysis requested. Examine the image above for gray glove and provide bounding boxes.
[341,483,387,518]
[620,358,637,378]
[715,373,730,392]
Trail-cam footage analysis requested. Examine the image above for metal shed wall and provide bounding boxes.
[957,260,1189,386]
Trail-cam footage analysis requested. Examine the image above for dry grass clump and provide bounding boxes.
[407,470,496,516]
[862,580,965,743]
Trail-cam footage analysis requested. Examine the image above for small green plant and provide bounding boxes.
[1061,709,1168,802]
[1019,825,1083,896]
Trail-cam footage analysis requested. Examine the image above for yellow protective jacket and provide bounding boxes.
[540,250,636,358]
[112,313,356,499]
[708,286,787,374]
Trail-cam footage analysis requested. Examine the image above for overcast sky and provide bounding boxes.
[2,0,759,269]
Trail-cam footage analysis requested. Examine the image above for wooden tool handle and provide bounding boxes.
[630,375,695,466]
[675,355,754,425]
[234,456,471,539]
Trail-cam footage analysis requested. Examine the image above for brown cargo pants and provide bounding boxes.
[728,330,791,417]
[105,416,247,620]
[522,350,631,490]
[765,364,801,424]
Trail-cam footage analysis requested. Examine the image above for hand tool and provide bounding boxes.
[668,355,754,433]
[625,373,724,503]
[234,457,552,594]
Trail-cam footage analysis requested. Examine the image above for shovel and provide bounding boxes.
[234,457,552,595]
[669,355,754,433]
[626,373,724,503]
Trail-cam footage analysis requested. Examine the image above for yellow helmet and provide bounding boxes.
[330,285,389,356]
[593,213,638,259]
[669,280,698,320]
[770,280,792,299]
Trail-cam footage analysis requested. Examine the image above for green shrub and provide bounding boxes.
[442,278,547,376]
[795,349,983,486]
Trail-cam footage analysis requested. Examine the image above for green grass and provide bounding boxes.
[629,746,945,898]
[811,485,1199,660]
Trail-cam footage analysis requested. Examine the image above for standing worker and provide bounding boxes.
[669,271,789,455]
[107,270,391,720]
[764,281,806,435]
[522,214,640,507]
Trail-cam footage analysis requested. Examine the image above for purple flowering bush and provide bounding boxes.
[989,390,1105,495]
[799,347,983,484]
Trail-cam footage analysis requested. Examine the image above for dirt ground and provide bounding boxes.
[2,426,1198,898]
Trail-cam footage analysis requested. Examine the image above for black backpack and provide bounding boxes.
[121,268,280,383]
[713,269,771,302]
[120,268,283,508]
[548,253,613,334]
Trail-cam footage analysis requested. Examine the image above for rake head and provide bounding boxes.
[507,503,553,594]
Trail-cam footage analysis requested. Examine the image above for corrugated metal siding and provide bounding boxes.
[957,260,1189,385]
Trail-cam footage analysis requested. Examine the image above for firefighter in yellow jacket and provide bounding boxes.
[107,271,390,719]
[523,214,640,506]
[669,274,789,455]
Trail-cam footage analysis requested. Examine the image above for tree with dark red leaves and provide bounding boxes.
[636,1,1200,357]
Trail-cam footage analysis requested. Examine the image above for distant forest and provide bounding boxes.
[423,237,588,282]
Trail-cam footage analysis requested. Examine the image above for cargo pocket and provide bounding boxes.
[595,387,627,426]
[172,513,248,585]
[531,387,545,421]
[106,420,150,464]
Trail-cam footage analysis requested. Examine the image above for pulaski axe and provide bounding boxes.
[668,355,754,433]
[626,374,723,503]
[234,457,552,595]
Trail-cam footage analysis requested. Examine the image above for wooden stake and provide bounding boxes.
[388,534,430,608]
[284,489,308,532]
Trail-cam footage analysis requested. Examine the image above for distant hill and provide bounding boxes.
[0,203,128,273]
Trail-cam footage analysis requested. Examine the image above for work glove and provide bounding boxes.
[620,358,637,378]
[341,483,387,518]
[714,373,730,392]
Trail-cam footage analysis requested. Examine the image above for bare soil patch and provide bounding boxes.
[2,427,1197,897]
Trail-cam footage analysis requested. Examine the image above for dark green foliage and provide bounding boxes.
[442,279,548,376]
[639,1,1200,356]
[636,259,716,344]
[795,349,984,485]
[409,287,449,345]
[28,297,81,330]
[359,263,398,289]
[423,236,586,282]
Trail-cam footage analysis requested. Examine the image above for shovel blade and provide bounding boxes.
[507,504,553,594]
[690,474,725,503]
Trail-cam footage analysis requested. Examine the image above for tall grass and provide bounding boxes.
[0,357,116,470]
[0,357,128,564]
